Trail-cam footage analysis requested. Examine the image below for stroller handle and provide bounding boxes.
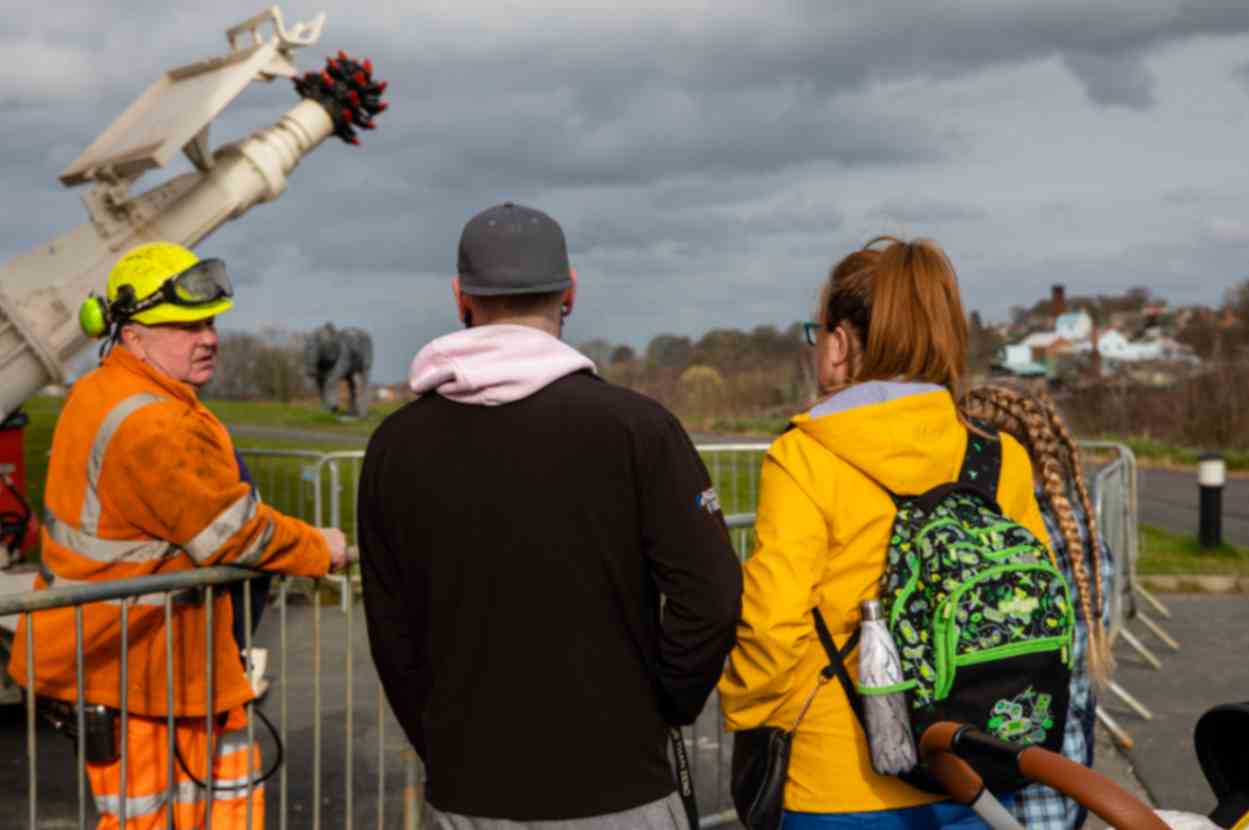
[920,721,1169,830]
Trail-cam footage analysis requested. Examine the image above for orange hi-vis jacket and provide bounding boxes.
[9,347,329,717]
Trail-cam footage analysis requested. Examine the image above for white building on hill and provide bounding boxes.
[999,309,1194,375]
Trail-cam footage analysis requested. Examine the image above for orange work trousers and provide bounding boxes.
[87,706,263,829]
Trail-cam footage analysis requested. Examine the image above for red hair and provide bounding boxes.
[823,236,968,395]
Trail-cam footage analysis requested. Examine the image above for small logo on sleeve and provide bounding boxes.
[697,487,721,515]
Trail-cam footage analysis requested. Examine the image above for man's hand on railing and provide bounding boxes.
[319,527,348,572]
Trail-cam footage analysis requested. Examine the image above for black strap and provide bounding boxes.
[812,608,864,727]
[37,557,56,587]
[958,423,1002,494]
[668,727,699,830]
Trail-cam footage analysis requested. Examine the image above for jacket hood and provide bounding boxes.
[792,381,966,496]
[408,324,596,406]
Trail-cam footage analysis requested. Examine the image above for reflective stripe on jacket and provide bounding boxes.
[9,347,329,716]
[87,706,262,827]
[718,382,1051,813]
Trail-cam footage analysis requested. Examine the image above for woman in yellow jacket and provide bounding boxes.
[719,237,1050,828]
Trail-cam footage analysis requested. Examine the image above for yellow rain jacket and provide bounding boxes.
[719,381,1050,813]
[9,347,329,717]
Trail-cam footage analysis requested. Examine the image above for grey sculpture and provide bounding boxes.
[304,323,374,417]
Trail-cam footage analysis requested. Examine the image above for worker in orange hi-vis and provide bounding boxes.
[8,241,348,828]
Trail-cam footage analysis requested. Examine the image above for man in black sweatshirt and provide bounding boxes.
[358,202,743,830]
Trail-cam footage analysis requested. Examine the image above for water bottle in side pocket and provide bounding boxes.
[858,599,918,776]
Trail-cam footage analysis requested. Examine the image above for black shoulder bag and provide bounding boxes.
[730,610,861,830]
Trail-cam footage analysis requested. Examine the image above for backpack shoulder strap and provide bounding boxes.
[812,608,865,727]
[958,421,1003,495]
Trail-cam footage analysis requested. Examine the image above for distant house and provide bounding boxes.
[1108,310,1146,335]
[1001,342,1033,368]
[1055,311,1093,341]
[1096,330,1151,361]
[1095,331,1196,365]
[999,311,1092,375]
[998,306,1196,378]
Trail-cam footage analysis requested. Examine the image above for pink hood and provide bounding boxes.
[408,325,597,406]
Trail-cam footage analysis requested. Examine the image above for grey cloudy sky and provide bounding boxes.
[4,1,1249,381]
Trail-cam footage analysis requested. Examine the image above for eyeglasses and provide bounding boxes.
[802,321,822,347]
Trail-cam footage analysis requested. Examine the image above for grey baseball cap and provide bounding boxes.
[457,202,573,296]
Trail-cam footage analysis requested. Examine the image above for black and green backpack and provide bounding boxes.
[837,427,1075,792]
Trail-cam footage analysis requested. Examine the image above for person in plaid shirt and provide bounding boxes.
[962,385,1115,830]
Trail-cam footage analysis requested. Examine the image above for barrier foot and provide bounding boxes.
[1137,611,1180,652]
[1135,585,1172,620]
[1096,705,1135,750]
[699,809,740,829]
[1119,628,1162,670]
[403,748,421,830]
[1108,681,1154,721]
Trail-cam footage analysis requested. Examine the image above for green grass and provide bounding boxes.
[203,398,402,437]
[231,434,361,452]
[17,396,769,558]
[19,396,63,528]
[1138,524,1249,576]
[1092,434,1249,472]
[700,414,791,437]
[21,395,1249,578]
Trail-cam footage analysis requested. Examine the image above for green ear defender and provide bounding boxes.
[79,293,110,339]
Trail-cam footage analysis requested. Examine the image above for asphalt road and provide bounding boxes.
[1138,468,1249,547]
[1105,593,1249,815]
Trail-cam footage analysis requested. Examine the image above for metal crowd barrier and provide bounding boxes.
[302,446,767,828]
[1078,441,1181,748]
[0,566,419,830]
[1,438,1143,827]
[696,444,767,556]
[236,449,325,526]
[308,439,1147,817]
[235,448,361,613]
[308,444,771,555]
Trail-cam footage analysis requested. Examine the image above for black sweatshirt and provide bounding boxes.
[358,370,743,820]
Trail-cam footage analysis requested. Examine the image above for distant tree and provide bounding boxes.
[206,328,310,402]
[1229,278,1249,317]
[609,345,636,364]
[691,329,750,372]
[748,325,799,364]
[1226,278,1249,349]
[645,334,693,369]
[1125,286,1152,308]
[1176,313,1219,360]
[967,310,1004,372]
[577,339,614,366]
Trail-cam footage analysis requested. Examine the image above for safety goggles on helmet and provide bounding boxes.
[80,258,235,342]
[121,258,233,317]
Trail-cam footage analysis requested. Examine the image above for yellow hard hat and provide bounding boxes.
[106,242,234,326]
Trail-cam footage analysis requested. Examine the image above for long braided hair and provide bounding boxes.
[960,384,1112,686]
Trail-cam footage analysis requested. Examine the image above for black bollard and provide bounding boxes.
[1198,452,1225,549]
